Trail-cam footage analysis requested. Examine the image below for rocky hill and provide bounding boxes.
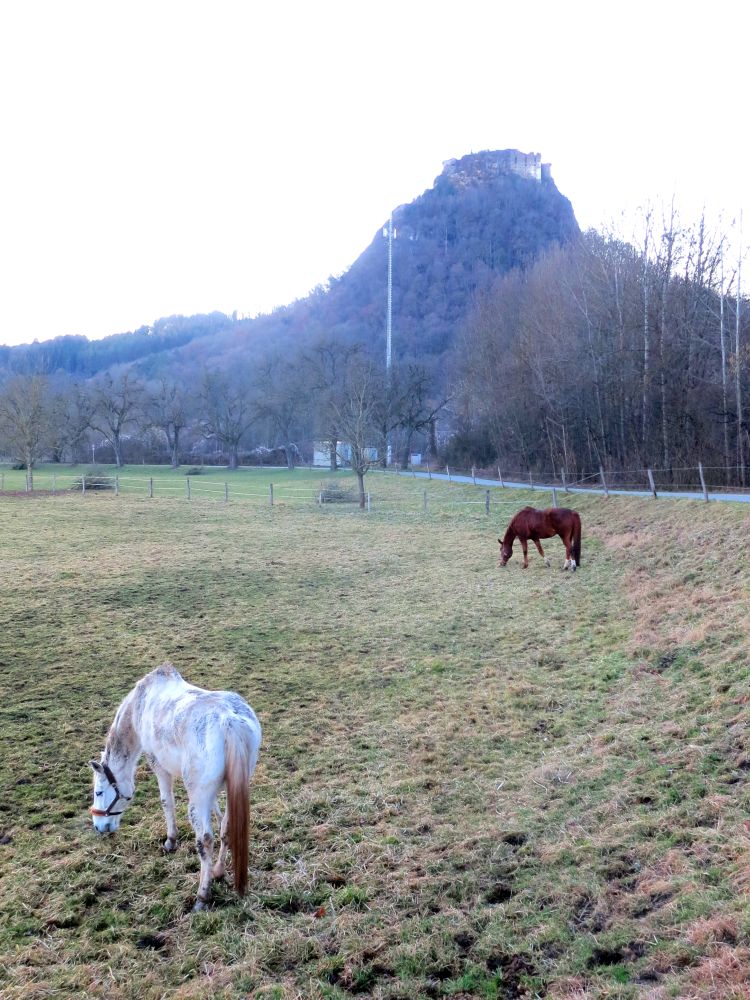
[2,150,579,378]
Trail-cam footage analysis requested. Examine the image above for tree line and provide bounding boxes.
[0,346,448,506]
[452,209,749,486]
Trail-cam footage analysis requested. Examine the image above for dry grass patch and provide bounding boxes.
[1,484,750,998]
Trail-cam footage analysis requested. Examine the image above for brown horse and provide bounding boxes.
[498,506,581,570]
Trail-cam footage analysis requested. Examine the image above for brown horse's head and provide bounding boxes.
[498,538,513,566]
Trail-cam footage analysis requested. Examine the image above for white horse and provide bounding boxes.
[89,662,262,910]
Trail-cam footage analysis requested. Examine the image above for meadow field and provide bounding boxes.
[1,468,750,999]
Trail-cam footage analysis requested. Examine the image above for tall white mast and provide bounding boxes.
[383,212,395,466]
[386,212,394,371]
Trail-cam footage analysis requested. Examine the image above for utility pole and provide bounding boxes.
[383,212,396,465]
[385,212,394,371]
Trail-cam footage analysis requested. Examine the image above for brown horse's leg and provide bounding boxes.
[532,538,550,567]
[562,531,573,570]
[521,539,529,568]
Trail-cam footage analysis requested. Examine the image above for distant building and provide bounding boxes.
[313,441,379,467]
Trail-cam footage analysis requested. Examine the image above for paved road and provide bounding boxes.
[399,470,750,504]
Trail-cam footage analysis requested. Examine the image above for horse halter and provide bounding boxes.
[90,762,132,818]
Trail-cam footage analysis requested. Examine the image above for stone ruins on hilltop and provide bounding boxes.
[441,149,552,185]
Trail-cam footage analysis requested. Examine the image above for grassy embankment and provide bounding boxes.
[1,470,749,999]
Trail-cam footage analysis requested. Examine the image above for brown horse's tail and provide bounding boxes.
[572,512,582,567]
[224,724,251,895]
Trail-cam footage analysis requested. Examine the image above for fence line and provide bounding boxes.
[3,462,750,513]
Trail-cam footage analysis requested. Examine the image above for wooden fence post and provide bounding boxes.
[599,466,609,497]
[423,489,428,513]
[224,482,229,503]
[366,492,371,512]
[485,489,490,514]
[647,469,657,498]
[561,469,568,493]
[552,486,558,508]
[698,462,709,502]
[472,466,477,485]
[427,461,432,480]
[115,476,119,496]
[186,478,191,499]
[82,474,86,495]
[529,471,534,490]
[149,477,153,498]
[498,466,504,488]
[269,483,274,506]
[52,474,56,495]
[446,465,451,482]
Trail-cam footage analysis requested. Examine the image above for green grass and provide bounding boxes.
[1,475,750,998]
[0,462,352,500]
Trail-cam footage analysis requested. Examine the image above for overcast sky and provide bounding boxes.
[0,0,747,348]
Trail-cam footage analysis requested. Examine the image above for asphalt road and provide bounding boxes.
[402,470,750,504]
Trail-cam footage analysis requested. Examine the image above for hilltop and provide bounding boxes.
[1,150,578,379]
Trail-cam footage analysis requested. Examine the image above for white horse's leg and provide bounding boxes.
[188,793,216,911]
[153,766,178,852]
[213,804,230,880]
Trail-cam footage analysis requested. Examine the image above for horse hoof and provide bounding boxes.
[192,897,209,912]
[163,838,178,853]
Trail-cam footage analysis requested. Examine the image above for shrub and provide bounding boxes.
[185,467,203,476]
[70,466,114,491]
[318,480,358,504]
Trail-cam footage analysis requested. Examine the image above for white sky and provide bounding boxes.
[0,0,747,347]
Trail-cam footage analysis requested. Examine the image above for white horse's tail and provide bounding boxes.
[225,723,252,895]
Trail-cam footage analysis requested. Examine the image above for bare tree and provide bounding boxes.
[252,355,309,469]
[332,361,379,507]
[735,221,745,483]
[200,369,253,469]
[144,378,190,468]
[0,375,52,488]
[90,373,143,468]
[392,363,451,469]
[48,380,94,463]
[304,338,363,470]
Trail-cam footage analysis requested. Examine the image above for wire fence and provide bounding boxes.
[2,461,750,514]
[407,460,750,500]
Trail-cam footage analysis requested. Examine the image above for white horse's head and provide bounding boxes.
[89,757,134,834]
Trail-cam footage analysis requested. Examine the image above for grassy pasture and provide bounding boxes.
[0,463,344,502]
[1,472,750,999]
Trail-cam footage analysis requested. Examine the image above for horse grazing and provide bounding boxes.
[89,662,262,910]
[498,506,581,570]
